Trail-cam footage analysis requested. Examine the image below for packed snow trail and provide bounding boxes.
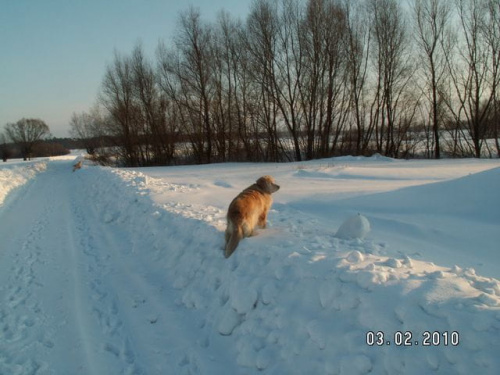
[0,160,239,375]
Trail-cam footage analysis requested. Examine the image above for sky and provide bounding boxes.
[0,0,251,138]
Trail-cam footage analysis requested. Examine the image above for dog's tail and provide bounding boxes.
[225,224,242,258]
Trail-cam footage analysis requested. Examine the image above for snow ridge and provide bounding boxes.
[0,162,47,206]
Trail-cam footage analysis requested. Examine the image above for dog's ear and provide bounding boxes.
[256,176,267,189]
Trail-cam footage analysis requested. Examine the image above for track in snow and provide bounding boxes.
[0,160,235,375]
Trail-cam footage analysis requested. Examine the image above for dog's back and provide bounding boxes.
[225,176,279,258]
[225,187,269,255]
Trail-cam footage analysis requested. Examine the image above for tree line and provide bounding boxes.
[71,0,500,167]
[1,118,69,161]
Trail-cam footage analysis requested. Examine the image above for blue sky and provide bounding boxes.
[0,0,250,137]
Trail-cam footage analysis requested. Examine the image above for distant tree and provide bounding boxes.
[69,105,108,155]
[245,0,283,161]
[482,0,500,157]
[368,0,415,158]
[4,118,50,160]
[100,51,143,166]
[32,141,70,157]
[176,7,214,163]
[300,0,349,159]
[211,11,244,162]
[412,0,452,159]
[1,132,11,161]
[157,7,215,164]
[344,0,372,155]
[131,43,177,165]
[444,0,495,157]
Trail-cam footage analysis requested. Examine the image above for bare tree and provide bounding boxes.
[273,0,305,161]
[412,0,452,159]
[245,0,284,161]
[344,0,372,155]
[100,51,144,166]
[299,0,349,159]
[179,7,215,163]
[221,14,262,161]
[210,11,242,161]
[131,43,177,165]
[4,118,50,160]
[445,0,495,157]
[246,0,350,161]
[368,0,415,158]
[70,104,108,156]
[482,0,500,157]
[157,8,215,164]
[1,132,11,162]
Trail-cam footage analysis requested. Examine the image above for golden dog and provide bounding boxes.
[224,175,280,258]
[72,160,82,172]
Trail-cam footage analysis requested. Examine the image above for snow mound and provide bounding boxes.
[336,167,500,222]
[336,214,371,240]
[0,162,47,206]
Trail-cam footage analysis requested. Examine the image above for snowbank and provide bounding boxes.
[287,163,500,279]
[77,164,500,374]
[332,167,500,222]
[0,162,47,206]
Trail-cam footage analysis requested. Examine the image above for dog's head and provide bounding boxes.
[256,175,280,194]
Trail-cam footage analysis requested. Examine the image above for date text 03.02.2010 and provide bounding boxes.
[366,331,459,347]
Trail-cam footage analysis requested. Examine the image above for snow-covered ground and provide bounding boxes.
[0,155,499,374]
[0,161,47,206]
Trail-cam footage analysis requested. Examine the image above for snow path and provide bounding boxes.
[0,160,238,375]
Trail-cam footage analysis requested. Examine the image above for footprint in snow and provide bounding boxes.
[213,180,232,188]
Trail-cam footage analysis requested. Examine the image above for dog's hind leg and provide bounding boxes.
[258,212,267,228]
